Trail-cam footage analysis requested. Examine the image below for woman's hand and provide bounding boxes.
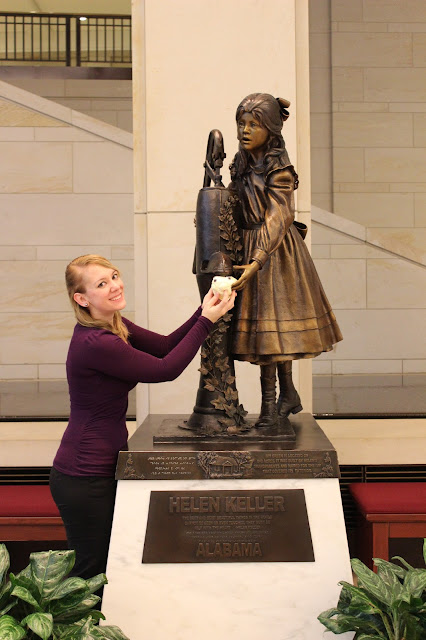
[201,288,237,323]
[232,261,260,291]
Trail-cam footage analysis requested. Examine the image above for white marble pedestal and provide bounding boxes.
[102,476,353,640]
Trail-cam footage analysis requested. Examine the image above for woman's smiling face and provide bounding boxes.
[237,112,269,157]
[73,264,126,322]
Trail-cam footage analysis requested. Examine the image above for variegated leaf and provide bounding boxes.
[0,545,10,586]
[21,612,53,640]
[11,585,41,610]
[30,550,75,600]
[0,615,26,640]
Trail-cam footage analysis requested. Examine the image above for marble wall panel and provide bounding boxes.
[367,259,426,308]
[311,193,333,210]
[0,142,72,193]
[332,360,402,375]
[311,244,331,259]
[403,359,426,373]
[320,309,426,360]
[314,259,366,308]
[312,224,360,245]
[0,127,34,141]
[310,113,332,148]
[333,193,414,227]
[414,193,426,226]
[367,228,426,265]
[338,183,390,192]
[0,365,38,379]
[414,114,426,147]
[0,194,133,245]
[388,24,426,33]
[331,0,362,21]
[310,67,332,113]
[365,69,426,102]
[333,148,364,182]
[413,33,426,66]
[88,111,118,127]
[337,103,389,113]
[337,22,388,33]
[309,0,331,33]
[3,78,66,97]
[311,147,332,193]
[365,148,426,183]
[1,261,69,312]
[0,313,74,365]
[310,33,331,68]
[333,113,413,147]
[332,68,363,102]
[332,33,412,67]
[0,99,62,127]
[34,127,101,142]
[0,246,36,260]
[38,364,66,379]
[144,0,297,213]
[37,246,112,260]
[363,0,426,22]
[64,80,132,98]
[312,360,332,374]
[72,142,133,193]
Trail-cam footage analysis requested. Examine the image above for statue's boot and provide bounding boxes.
[277,361,303,419]
[255,363,278,428]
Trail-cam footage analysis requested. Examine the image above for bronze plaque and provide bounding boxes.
[142,489,314,563]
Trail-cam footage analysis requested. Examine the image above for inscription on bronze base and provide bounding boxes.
[142,489,314,563]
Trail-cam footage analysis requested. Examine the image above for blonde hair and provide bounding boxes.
[65,254,129,342]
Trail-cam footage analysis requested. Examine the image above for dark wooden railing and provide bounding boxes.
[0,13,132,66]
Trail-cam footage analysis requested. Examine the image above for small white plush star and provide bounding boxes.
[211,275,238,300]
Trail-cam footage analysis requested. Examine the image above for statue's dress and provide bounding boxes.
[231,161,342,364]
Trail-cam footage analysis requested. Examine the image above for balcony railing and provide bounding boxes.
[0,12,132,66]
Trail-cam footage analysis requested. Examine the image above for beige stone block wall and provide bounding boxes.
[308,0,426,384]
[0,89,133,390]
[0,76,133,132]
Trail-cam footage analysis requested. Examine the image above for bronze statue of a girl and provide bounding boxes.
[230,93,342,436]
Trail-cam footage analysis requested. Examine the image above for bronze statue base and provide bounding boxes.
[155,415,295,442]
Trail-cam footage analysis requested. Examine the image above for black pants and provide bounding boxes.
[49,467,117,584]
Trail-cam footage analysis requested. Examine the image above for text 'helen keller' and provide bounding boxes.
[169,495,285,513]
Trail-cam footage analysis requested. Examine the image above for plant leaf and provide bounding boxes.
[10,573,40,603]
[373,558,406,581]
[402,612,426,640]
[402,568,426,599]
[30,550,75,601]
[84,574,107,595]
[0,545,10,587]
[317,609,381,634]
[0,615,26,640]
[423,538,426,566]
[376,563,403,604]
[11,585,41,610]
[21,612,53,640]
[48,577,88,602]
[355,635,384,639]
[98,625,131,640]
[391,555,414,571]
[53,594,101,623]
[351,558,394,606]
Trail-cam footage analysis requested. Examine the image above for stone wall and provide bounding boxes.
[0,81,134,415]
[309,0,426,401]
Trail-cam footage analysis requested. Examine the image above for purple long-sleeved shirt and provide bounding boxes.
[53,308,213,477]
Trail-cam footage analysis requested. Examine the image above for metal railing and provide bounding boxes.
[0,12,132,66]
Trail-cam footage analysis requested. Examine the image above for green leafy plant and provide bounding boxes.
[0,544,129,640]
[318,538,426,640]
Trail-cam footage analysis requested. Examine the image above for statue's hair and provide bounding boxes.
[232,92,298,188]
[65,254,129,342]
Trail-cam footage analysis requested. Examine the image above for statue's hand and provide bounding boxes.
[232,262,260,291]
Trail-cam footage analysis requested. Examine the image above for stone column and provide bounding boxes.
[132,0,312,421]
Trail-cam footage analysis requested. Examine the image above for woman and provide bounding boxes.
[50,254,235,585]
[230,93,342,432]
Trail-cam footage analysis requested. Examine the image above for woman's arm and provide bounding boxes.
[124,307,202,357]
[85,316,213,384]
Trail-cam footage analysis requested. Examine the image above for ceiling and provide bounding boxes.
[1,1,131,15]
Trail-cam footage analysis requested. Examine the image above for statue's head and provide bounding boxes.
[235,93,290,138]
